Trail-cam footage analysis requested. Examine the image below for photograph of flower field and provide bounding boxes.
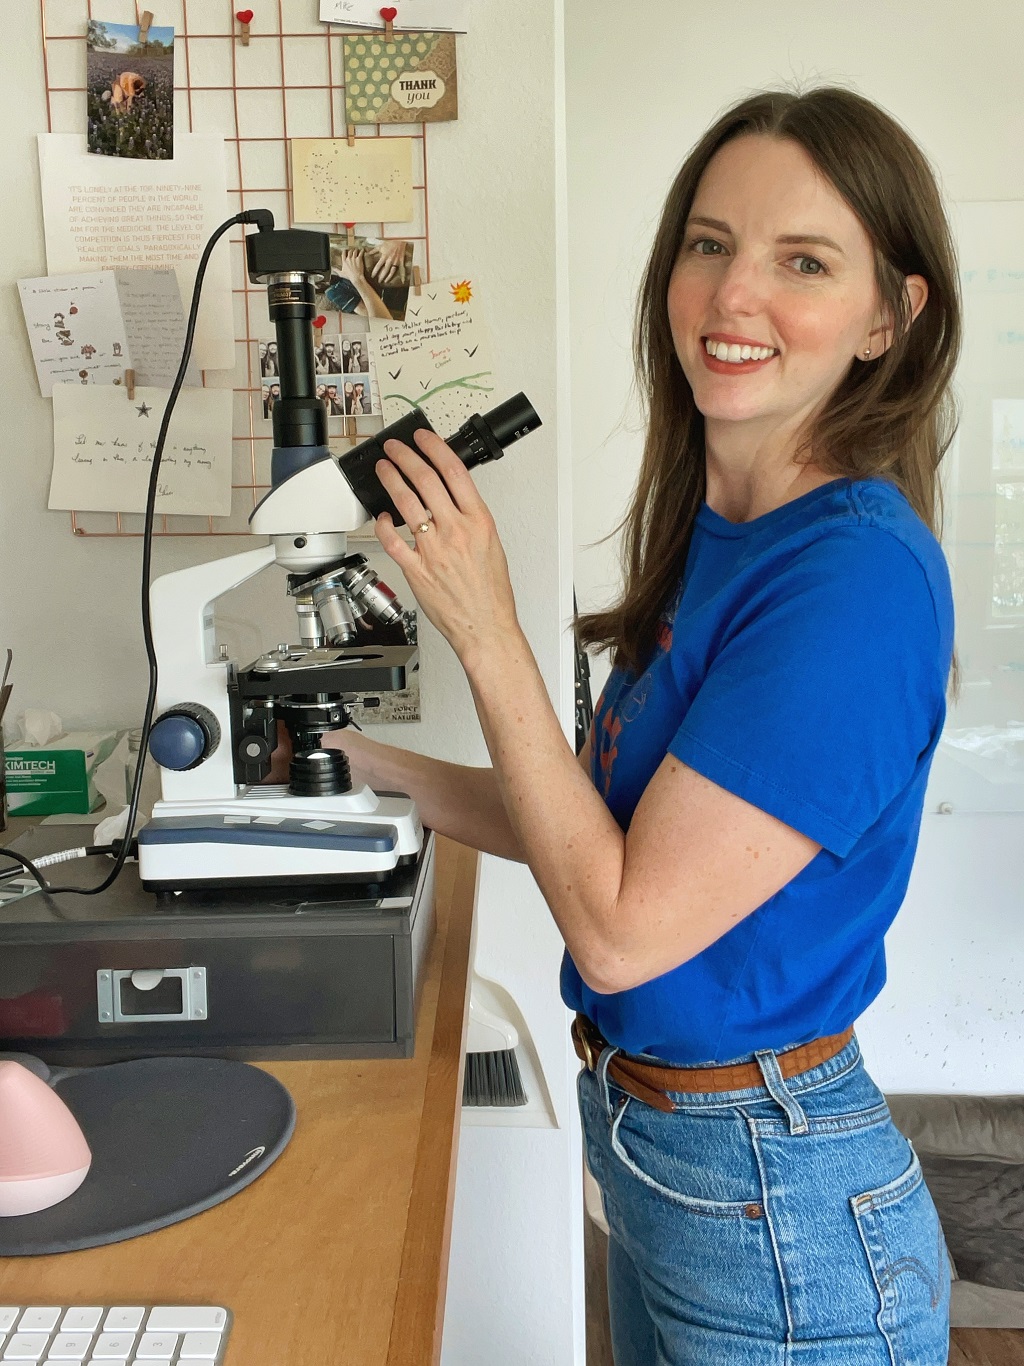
[86,19,174,160]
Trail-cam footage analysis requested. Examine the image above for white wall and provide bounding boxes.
[1,2,582,1359]
[566,0,1024,1092]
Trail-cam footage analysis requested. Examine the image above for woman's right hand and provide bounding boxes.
[340,247,368,286]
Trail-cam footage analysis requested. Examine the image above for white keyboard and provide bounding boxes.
[0,1307,231,1363]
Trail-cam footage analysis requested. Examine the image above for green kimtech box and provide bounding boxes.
[4,730,121,816]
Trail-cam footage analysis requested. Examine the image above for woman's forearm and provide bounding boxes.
[352,277,391,320]
[323,729,525,862]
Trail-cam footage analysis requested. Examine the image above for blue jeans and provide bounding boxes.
[578,1031,951,1364]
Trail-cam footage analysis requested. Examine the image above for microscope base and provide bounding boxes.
[138,790,423,891]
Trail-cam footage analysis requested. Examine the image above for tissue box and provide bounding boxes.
[4,731,121,816]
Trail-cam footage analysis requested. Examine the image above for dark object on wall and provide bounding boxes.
[573,591,594,757]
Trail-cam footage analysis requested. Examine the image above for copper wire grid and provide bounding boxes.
[39,0,432,536]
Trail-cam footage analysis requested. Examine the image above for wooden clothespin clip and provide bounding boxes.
[346,416,358,445]
[125,369,136,401]
[347,124,356,148]
[344,223,356,249]
[235,9,253,46]
[412,264,422,297]
[313,314,327,337]
[379,7,397,41]
[138,10,153,46]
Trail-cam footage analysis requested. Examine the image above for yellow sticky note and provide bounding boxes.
[290,138,414,224]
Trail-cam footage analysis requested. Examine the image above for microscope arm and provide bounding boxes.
[149,544,278,803]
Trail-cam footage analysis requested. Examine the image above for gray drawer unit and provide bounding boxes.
[0,827,435,1064]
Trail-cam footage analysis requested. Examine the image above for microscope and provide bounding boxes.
[136,221,540,893]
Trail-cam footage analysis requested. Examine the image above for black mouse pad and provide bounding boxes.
[0,1056,295,1255]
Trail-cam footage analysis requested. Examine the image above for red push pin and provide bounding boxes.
[379,6,397,40]
[235,9,253,45]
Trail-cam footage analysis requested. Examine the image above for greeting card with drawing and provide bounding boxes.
[368,276,494,432]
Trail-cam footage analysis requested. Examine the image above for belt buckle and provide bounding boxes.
[574,1018,600,1072]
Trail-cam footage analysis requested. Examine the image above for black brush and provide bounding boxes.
[463,1047,527,1108]
[462,985,528,1108]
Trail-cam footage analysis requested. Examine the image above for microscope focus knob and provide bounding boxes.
[149,704,221,771]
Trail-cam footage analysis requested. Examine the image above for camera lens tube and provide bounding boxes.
[337,393,542,527]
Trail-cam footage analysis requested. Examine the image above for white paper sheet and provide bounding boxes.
[320,0,470,32]
[368,275,494,431]
[37,133,234,372]
[114,270,201,386]
[18,273,127,395]
[49,383,233,516]
[19,269,198,396]
[291,137,413,225]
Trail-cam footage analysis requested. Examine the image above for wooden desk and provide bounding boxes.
[0,835,478,1366]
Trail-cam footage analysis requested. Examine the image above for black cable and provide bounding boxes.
[0,843,125,885]
[0,847,51,891]
[8,211,270,899]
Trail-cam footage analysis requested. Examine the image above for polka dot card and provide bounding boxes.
[343,33,458,126]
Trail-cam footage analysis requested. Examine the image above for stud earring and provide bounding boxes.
[863,346,871,358]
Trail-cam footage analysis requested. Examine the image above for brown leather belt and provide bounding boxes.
[572,1013,855,1114]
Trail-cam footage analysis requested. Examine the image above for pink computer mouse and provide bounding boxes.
[0,1061,91,1216]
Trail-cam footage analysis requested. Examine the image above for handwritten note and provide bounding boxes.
[19,269,198,397]
[290,138,413,225]
[37,133,233,371]
[368,276,493,431]
[18,273,126,394]
[49,383,233,516]
[320,0,470,31]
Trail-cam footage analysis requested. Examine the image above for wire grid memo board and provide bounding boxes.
[38,0,432,537]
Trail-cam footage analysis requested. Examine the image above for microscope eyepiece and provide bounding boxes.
[476,393,542,449]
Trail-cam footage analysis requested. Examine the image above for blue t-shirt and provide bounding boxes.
[561,476,954,1064]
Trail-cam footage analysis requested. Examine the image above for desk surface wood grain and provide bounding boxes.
[0,835,479,1366]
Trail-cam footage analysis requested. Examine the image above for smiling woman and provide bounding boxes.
[565,86,960,1363]
[319,85,961,1365]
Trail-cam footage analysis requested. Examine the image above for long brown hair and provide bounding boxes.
[576,87,961,698]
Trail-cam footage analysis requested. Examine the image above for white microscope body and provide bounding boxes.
[138,461,423,891]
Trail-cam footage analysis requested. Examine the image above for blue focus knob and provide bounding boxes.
[149,704,221,771]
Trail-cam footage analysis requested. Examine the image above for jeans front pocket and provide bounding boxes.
[609,1096,764,1217]
[605,1093,790,1343]
[850,1143,951,1365]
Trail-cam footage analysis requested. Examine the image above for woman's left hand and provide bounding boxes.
[373,428,521,666]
